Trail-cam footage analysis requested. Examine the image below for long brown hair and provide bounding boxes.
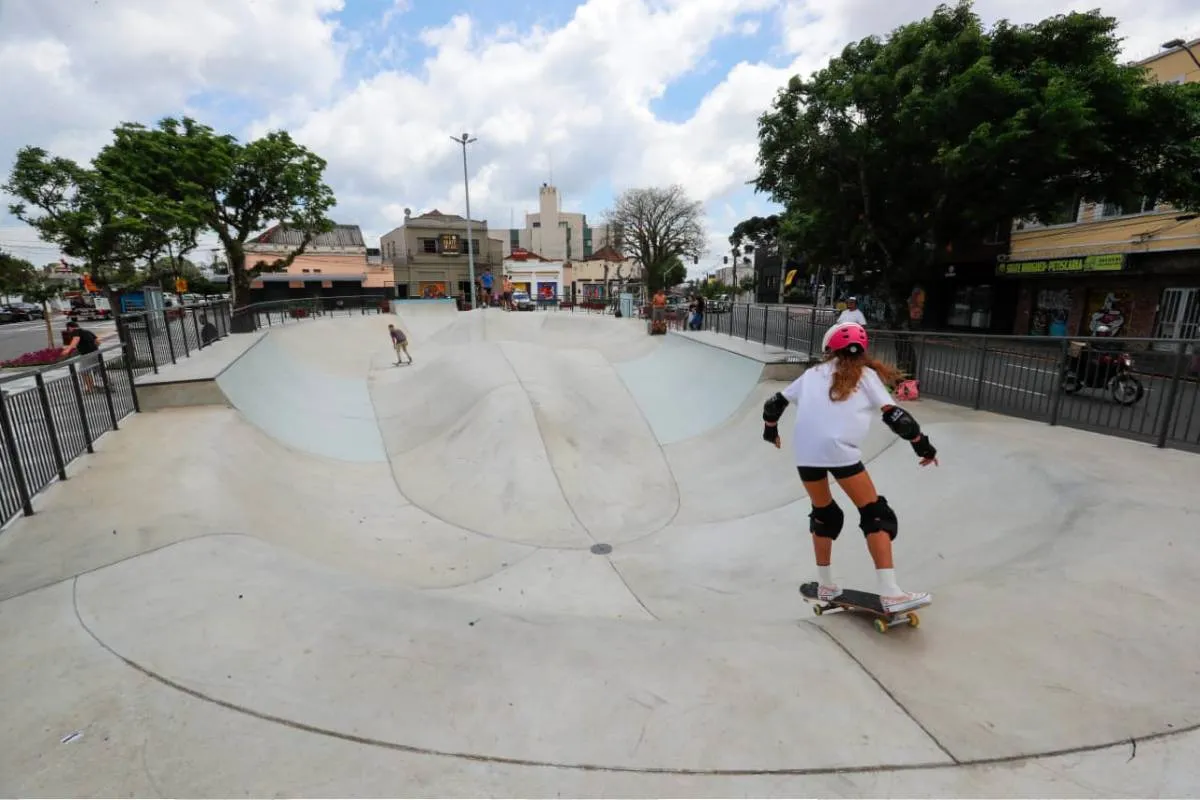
[825,350,904,402]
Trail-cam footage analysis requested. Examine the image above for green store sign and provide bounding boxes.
[997,253,1126,276]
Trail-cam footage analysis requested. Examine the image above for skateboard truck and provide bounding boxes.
[799,581,927,634]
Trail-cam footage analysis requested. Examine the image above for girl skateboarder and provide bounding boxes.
[761,322,937,614]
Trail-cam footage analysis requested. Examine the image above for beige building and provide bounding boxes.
[489,183,620,262]
[565,245,640,302]
[380,209,503,301]
[243,223,394,302]
[1004,38,1200,340]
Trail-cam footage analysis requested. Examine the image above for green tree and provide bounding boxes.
[103,118,336,314]
[753,1,1200,322]
[0,250,35,298]
[19,270,64,349]
[93,122,208,293]
[604,185,706,293]
[3,148,148,300]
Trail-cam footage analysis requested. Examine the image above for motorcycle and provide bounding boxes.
[1060,328,1144,406]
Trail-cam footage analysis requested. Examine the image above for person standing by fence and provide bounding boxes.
[60,320,101,392]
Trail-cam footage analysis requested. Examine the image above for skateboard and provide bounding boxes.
[799,581,928,634]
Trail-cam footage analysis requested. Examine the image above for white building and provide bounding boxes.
[489,183,619,262]
[502,251,565,301]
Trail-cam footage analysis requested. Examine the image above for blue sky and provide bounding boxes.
[3,0,1196,274]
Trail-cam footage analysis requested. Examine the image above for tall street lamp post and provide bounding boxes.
[451,133,478,309]
[1162,38,1200,71]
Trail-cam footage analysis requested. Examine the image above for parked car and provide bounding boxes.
[512,291,536,311]
[11,302,43,318]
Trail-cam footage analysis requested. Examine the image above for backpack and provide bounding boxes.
[894,379,920,401]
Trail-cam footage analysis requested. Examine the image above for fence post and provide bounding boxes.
[1155,341,1189,448]
[162,310,177,364]
[743,304,751,340]
[0,392,34,516]
[68,363,94,454]
[143,313,160,374]
[34,373,67,481]
[807,309,818,361]
[783,308,791,350]
[192,305,203,348]
[97,354,119,431]
[762,307,770,345]
[178,311,190,358]
[1047,338,1068,426]
[123,341,141,414]
[972,337,989,409]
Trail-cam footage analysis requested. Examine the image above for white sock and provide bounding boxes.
[818,565,834,586]
[876,568,903,597]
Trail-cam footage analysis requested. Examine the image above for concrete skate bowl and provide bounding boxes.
[66,310,1200,776]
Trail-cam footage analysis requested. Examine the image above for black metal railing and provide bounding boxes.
[231,294,390,330]
[117,300,234,378]
[701,303,1200,452]
[0,343,139,525]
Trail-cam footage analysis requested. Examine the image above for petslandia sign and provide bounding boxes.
[996,253,1126,276]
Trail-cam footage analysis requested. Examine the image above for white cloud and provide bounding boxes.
[3,0,1199,273]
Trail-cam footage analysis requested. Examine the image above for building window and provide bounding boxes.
[302,269,310,273]
[510,229,519,248]
[440,233,460,254]
[532,222,540,228]
[313,269,321,273]
[1154,287,1200,339]
[946,285,993,329]
[421,239,438,253]
[766,275,779,288]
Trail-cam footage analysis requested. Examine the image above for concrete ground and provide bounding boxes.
[1,303,1198,797]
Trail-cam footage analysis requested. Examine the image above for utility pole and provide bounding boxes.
[451,133,478,309]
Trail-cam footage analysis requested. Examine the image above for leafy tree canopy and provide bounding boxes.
[95,117,337,307]
[4,147,153,292]
[604,185,706,293]
[753,0,1200,311]
[729,214,781,253]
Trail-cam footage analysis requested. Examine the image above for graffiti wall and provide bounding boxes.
[418,281,447,299]
[1030,288,1073,336]
[1083,289,1130,336]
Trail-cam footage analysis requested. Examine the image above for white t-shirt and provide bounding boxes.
[779,360,894,467]
[837,308,867,327]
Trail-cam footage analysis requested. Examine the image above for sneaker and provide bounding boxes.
[818,584,843,601]
[881,591,931,613]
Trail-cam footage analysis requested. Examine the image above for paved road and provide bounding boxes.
[0,317,118,363]
[710,305,1200,451]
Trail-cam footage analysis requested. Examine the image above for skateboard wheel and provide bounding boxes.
[873,618,888,634]
[813,605,823,616]
[907,612,920,628]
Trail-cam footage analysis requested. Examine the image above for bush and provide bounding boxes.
[0,347,66,368]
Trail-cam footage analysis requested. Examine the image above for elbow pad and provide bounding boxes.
[881,405,921,440]
[763,392,789,424]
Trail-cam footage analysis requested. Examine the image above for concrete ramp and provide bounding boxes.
[4,311,1200,796]
[216,331,385,462]
[615,333,766,444]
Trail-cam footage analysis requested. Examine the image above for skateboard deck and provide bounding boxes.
[799,581,929,634]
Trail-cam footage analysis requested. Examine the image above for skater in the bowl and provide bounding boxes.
[388,323,412,365]
[761,321,938,614]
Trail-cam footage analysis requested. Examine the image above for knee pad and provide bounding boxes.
[808,500,845,540]
[859,495,898,540]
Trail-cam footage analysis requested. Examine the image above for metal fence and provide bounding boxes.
[0,344,140,525]
[232,294,391,330]
[117,300,234,378]
[703,303,1200,452]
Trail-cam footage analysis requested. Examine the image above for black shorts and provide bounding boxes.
[797,462,865,482]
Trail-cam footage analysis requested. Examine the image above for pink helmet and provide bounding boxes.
[822,322,868,354]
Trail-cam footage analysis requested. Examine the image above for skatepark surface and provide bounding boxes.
[1,302,1199,797]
